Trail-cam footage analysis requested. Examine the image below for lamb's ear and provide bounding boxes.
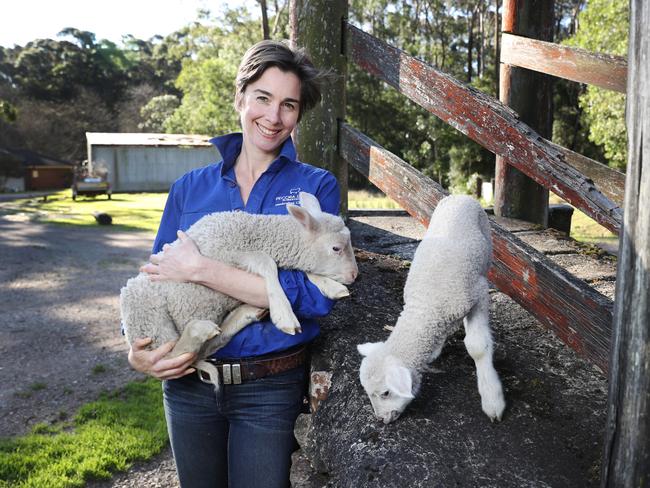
[287,204,319,232]
[357,341,384,357]
[299,192,323,217]
[385,365,414,399]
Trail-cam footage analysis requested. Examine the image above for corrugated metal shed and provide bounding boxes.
[86,132,220,192]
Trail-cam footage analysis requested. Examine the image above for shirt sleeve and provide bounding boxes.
[152,180,183,254]
[277,170,342,319]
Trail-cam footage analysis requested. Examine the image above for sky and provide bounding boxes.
[0,0,258,48]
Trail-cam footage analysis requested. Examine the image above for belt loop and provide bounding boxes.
[222,364,232,385]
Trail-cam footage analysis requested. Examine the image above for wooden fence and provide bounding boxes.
[291,0,649,483]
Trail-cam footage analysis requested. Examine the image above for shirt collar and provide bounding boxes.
[209,132,297,177]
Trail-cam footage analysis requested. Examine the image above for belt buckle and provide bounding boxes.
[222,363,242,385]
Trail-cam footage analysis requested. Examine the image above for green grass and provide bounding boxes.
[348,189,402,210]
[0,188,615,245]
[0,379,167,488]
[0,191,167,233]
[549,193,618,245]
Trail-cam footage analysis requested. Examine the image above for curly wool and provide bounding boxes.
[383,195,493,371]
[120,210,347,350]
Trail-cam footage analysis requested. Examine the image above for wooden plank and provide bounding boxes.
[501,32,627,93]
[340,123,613,373]
[602,0,650,484]
[548,140,626,206]
[346,22,623,235]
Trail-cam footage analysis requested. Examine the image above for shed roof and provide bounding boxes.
[86,132,214,147]
[0,146,74,167]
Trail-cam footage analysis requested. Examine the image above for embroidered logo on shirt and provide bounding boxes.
[275,188,302,206]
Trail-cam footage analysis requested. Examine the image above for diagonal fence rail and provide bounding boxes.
[346,22,623,235]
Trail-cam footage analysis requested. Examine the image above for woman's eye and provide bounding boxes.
[256,96,268,103]
[284,102,296,110]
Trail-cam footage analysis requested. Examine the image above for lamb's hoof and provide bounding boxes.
[188,320,221,340]
[482,396,506,422]
[330,285,350,299]
[270,308,301,335]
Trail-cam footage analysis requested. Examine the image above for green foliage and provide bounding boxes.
[139,94,180,132]
[0,100,16,122]
[0,379,167,488]
[564,0,629,170]
[164,8,260,135]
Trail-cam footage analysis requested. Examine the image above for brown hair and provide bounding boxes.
[234,40,324,122]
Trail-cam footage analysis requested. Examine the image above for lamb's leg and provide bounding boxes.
[225,251,301,335]
[202,304,268,356]
[463,279,505,422]
[306,273,350,299]
[168,319,221,358]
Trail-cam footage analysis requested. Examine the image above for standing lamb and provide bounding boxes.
[357,194,505,424]
[121,192,358,384]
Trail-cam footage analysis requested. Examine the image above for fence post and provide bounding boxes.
[601,0,650,485]
[494,0,553,226]
[289,0,348,215]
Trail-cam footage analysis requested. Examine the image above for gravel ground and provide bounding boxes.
[0,211,183,486]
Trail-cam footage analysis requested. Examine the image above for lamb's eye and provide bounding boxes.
[380,390,390,399]
[332,246,341,253]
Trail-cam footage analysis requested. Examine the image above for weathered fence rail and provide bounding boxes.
[340,123,613,373]
[500,32,628,93]
[346,22,623,235]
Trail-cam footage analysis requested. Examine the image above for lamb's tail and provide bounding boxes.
[194,360,220,392]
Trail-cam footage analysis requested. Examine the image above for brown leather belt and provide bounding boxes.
[202,345,308,385]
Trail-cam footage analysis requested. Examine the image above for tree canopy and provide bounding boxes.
[0,0,629,190]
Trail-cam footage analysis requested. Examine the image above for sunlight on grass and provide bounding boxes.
[348,189,402,210]
[0,191,166,233]
[550,193,618,245]
[0,379,167,488]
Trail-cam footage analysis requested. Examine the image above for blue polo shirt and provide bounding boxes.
[152,133,340,359]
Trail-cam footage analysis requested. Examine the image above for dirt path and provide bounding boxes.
[0,213,155,438]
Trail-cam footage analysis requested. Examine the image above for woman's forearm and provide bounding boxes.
[191,255,270,309]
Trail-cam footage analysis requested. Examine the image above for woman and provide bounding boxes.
[127,40,347,488]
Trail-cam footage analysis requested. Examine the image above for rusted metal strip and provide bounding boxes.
[501,32,627,93]
[340,123,613,373]
[346,22,623,235]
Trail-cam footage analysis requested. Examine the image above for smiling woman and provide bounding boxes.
[125,39,344,488]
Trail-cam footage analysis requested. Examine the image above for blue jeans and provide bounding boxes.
[163,365,307,488]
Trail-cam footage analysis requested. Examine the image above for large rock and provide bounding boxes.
[294,250,606,487]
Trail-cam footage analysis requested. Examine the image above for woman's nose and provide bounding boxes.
[264,104,281,124]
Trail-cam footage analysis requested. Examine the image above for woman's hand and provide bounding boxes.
[128,338,197,380]
[141,230,203,283]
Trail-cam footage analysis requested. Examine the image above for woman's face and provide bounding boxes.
[238,66,301,158]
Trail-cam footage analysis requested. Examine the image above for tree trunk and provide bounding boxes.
[259,0,270,39]
[289,0,348,215]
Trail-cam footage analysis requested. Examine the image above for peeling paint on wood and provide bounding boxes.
[346,22,623,235]
[501,32,627,93]
[340,123,612,373]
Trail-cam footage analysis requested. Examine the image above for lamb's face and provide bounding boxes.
[310,219,358,285]
[357,342,415,424]
[287,194,358,285]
